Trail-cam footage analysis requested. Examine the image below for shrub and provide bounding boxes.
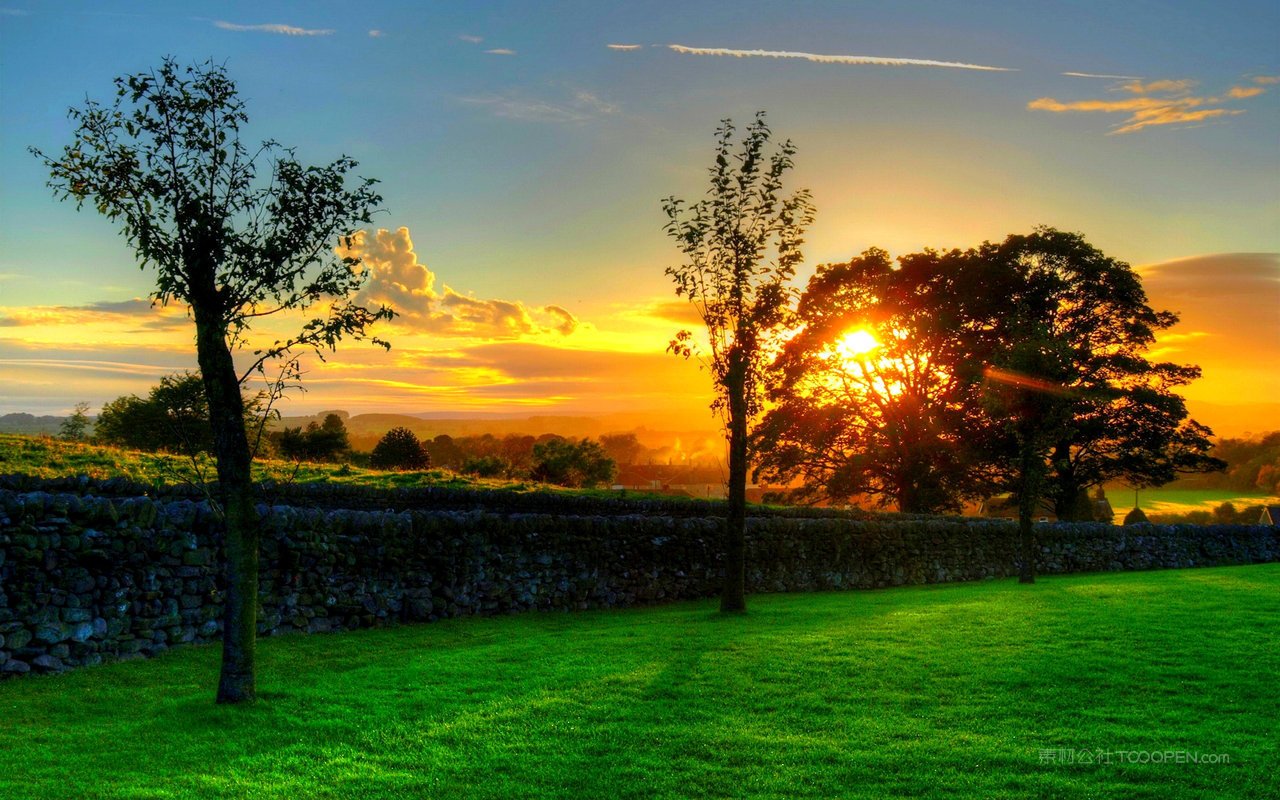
[1123,507,1150,525]
[370,427,430,471]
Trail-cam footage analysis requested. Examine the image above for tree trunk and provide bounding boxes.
[722,354,749,613]
[1017,442,1039,585]
[193,308,258,704]
[1049,443,1081,520]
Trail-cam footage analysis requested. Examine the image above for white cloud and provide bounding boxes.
[338,227,579,339]
[607,44,642,51]
[214,20,334,36]
[368,29,384,38]
[460,89,619,123]
[1062,71,1143,80]
[485,48,516,56]
[666,44,1014,72]
[458,34,483,43]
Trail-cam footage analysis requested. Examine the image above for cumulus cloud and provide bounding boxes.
[607,44,642,51]
[338,227,579,339]
[666,44,1014,72]
[213,20,334,36]
[1028,76,1268,134]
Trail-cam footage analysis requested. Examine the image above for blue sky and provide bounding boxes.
[0,1,1277,426]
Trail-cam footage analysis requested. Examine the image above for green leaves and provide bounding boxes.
[662,111,816,425]
[32,57,393,385]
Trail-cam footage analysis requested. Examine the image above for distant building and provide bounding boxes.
[978,492,1114,523]
[611,464,788,501]
[612,465,729,499]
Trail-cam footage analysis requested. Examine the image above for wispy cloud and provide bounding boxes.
[485,48,516,56]
[368,29,384,38]
[0,298,188,332]
[0,8,30,16]
[1116,78,1195,94]
[1062,71,1143,80]
[666,44,1015,72]
[1029,76,1268,134]
[1253,75,1280,85]
[607,44,642,51]
[458,34,483,44]
[1227,85,1266,99]
[214,20,334,36]
[461,88,618,124]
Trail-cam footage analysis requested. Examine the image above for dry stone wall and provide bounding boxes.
[2,484,1277,677]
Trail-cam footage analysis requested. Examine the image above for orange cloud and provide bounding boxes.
[338,227,579,339]
[0,298,188,332]
[1136,253,1280,428]
[1028,76,1266,133]
[1252,75,1280,85]
[1227,85,1266,98]
[1115,78,1195,94]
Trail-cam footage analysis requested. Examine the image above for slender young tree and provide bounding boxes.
[662,112,815,611]
[32,59,393,703]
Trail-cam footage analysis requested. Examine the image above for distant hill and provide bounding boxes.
[0,413,79,436]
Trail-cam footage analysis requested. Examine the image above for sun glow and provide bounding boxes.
[835,329,879,361]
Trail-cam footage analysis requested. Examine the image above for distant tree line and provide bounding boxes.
[80,380,620,489]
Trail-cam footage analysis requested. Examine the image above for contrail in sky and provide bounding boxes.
[667,44,1015,72]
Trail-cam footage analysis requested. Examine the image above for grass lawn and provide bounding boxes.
[1104,484,1279,518]
[3,565,1277,799]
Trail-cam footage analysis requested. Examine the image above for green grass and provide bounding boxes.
[3,566,1277,799]
[0,433,560,494]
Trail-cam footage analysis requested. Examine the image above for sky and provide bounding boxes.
[0,1,1277,435]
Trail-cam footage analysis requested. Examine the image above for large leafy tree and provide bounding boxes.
[530,438,617,488]
[981,229,1223,521]
[663,112,815,611]
[33,59,393,703]
[755,248,1001,513]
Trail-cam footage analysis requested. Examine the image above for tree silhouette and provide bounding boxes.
[663,112,815,612]
[755,248,997,512]
[32,59,393,703]
[979,230,1224,518]
[370,427,430,471]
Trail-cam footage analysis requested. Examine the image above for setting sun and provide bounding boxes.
[835,329,880,360]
